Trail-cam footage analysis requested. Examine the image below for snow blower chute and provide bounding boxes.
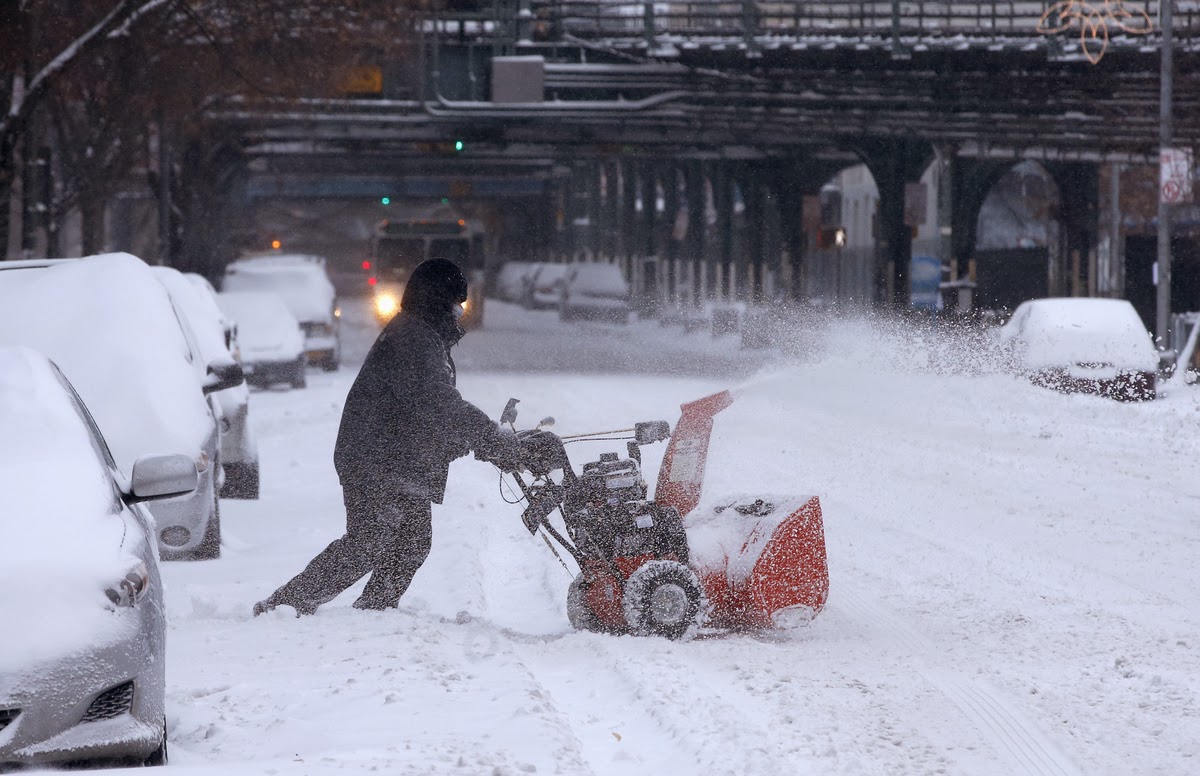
[496,390,828,639]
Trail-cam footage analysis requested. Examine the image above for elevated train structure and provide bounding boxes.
[188,0,1200,323]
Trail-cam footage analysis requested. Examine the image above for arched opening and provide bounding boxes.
[972,161,1062,312]
[807,163,878,306]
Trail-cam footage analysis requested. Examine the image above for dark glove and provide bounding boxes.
[474,425,522,472]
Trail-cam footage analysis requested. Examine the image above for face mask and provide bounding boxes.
[452,303,465,320]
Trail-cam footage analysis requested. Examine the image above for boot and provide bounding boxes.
[253,590,318,617]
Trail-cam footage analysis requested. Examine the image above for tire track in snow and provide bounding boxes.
[837,585,1082,776]
[463,494,785,774]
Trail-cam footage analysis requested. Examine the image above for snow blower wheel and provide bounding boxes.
[566,574,602,633]
[622,560,704,640]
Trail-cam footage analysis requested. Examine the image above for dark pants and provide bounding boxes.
[272,480,433,611]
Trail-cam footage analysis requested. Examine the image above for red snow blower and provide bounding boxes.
[497,390,828,639]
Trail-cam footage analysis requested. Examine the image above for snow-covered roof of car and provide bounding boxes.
[0,253,214,473]
[1003,297,1157,372]
[567,262,629,294]
[152,266,235,368]
[223,256,336,324]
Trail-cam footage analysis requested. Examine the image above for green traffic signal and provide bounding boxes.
[454,140,464,152]
[381,197,390,205]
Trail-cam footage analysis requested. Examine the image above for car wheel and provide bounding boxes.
[292,359,307,389]
[222,462,260,500]
[143,720,168,766]
[191,496,221,560]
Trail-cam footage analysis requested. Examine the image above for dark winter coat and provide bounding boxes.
[333,312,497,503]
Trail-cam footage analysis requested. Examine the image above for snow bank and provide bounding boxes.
[217,291,304,360]
[0,254,213,472]
[223,256,336,325]
[0,346,134,671]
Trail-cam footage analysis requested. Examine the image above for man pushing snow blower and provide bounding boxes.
[254,258,519,617]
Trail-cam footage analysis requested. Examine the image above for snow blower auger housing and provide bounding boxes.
[497,391,828,638]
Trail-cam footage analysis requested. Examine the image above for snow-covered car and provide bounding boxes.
[996,297,1158,400]
[218,291,307,389]
[0,254,234,559]
[559,262,631,323]
[525,263,570,309]
[0,346,197,769]
[222,254,341,371]
[494,260,536,303]
[154,267,260,499]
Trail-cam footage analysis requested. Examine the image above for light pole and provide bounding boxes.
[1156,0,1174,344]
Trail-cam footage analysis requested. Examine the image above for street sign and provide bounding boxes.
[1159,147,1193,204]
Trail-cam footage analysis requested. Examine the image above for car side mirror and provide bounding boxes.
[128,454,198,503]
[634,420,671,445]
[203,361,245,395]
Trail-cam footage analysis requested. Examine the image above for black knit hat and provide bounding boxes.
[402,258,468,340]
[403,258,467,309]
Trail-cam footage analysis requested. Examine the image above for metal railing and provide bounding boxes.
[520,1,1200,45]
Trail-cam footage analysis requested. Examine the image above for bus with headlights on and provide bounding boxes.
[366,207,486,329]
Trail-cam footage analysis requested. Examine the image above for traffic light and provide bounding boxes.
[815,227,846,250]
[454,140,464,152]
[381,196,391,205]
[270,239,282,250]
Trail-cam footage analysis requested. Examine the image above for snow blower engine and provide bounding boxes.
[497,398,704,640]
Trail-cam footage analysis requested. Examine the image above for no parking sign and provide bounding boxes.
[1160,148,1193,204]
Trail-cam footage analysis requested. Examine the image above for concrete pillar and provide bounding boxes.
[1045,162,1100,298]
[714,163,734,302]
[587,162,603,261]
[663,166,680,304]
[875,160,912,309]
[620,160,638,281]
[742,169,767,304]
[684,161,708,311]
[639,163,658,310]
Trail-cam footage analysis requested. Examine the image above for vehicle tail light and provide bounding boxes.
[105,562,150,608]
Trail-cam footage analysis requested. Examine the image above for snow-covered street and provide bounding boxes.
[158,300,1199,776]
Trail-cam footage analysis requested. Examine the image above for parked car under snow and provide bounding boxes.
[0,254,235,559]
[154,267,260,499]
[218,291,307,389]
[559,263,631,323]
[493,260,536,303]
[222,254,341,371]
[0,346,197,769]
[996,297,1159,401]
[526,263,570,310]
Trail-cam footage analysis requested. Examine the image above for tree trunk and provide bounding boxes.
[80,195,106,255]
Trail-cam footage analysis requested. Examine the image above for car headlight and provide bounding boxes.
[375,293,399,318]
[462,299,470,312]
[105,562,150,608]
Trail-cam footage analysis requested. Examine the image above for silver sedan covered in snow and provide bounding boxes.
[0,346,196,769]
